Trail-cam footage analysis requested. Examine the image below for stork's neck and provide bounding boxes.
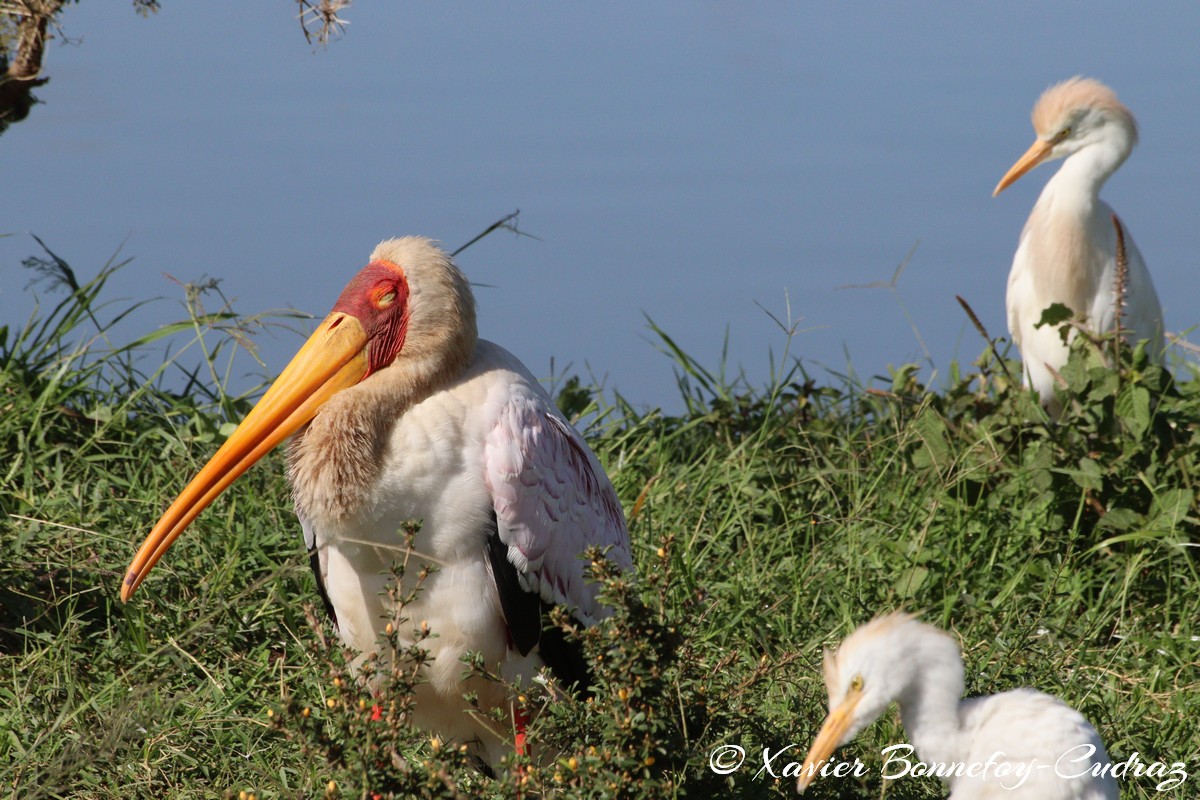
[895,657,967,766]
[287,321,477,525]
[380,327,477,415]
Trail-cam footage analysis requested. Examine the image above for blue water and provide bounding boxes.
[3,3,1198,411]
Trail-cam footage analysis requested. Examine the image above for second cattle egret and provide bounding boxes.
[994,77,1163,412]
[796,613,1117,799]
[121,237,633,769]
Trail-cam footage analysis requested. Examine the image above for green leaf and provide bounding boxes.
[894,564,929,598]
[912,409,950,470]
[1115,384,1151,439]
[1148,488,1191,532]
[1068,457,1105,492]
[1034,303,1075,329]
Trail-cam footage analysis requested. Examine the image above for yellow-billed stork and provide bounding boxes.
[120,236,632,767]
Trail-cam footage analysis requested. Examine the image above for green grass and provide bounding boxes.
[1,243,1197,798]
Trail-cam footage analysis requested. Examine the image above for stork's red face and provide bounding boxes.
[120,259,411,601]
[330,260,411,377]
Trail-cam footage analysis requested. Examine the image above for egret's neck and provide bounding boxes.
[895,660,967,766]
[1041,134,1131,217]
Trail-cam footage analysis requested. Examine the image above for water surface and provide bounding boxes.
[3,3,1198,410]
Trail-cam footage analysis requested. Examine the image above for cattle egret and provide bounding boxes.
[796,613,1117,799]
[994,77,1163,413]
[121,237,633,768]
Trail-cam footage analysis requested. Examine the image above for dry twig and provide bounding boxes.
[296,0,351,48]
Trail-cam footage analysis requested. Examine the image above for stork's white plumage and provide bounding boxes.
[994,77,1163,413]
[121,237,632,767]
[796,613,1117,799]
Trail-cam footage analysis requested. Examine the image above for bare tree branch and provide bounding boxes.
[0,0,59,134]
[1,0,62,79]
[296,0,351,48]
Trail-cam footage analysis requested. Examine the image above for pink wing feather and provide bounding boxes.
[483,391,631,625]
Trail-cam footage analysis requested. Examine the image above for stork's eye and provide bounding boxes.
[376,290,397,309]
[849,675,864,692]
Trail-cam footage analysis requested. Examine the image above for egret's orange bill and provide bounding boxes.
[993,139,1054,197]
[795,691,862,793]
[120,312,370,601]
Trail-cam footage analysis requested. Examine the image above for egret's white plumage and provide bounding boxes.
[123,237,632,768]
[796,613,1117,799]
[994,77,1163,413]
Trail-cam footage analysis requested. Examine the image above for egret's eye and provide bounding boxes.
[849,675,864,692]
[1056,126,1072,141]
[377,290,397,309]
